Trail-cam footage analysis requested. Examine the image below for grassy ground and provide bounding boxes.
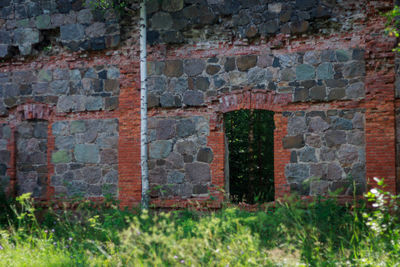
[0,182,399,266]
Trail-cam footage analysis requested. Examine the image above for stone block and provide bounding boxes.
[100,149,118,164]
[166,152,184,169]
[167,170,184,184]
[0,44,8,58]
[194,77,210,91]
[299,146,317,162]
[308,116,329,133]
[185,162,211,183]
[0,30,10,44]
[280,68,296,82]
[236,55,257,71]
[35,14,51,29]
[260,20,279,35]
[325,79,348,88]
[352,49,365,61]
[337,144,359,166]
[296,64,315,80]
[151,12,173,30]
[162,31,184,44]
[156,119,176,140]
[85,96,103,111]
[85,22,106,38]
[162,0,183,12]
[247,68,270,86]
[324,130,346,147]
[293,87,309,102]
[309,163,327,179]
[60,24,85,41]
[332,117,353,130]
[183,90,204,106]
[70,121,86,134]
[224,57,236,72]
[336,49,351,62]
[74,144,100,163]
[13,28,39,55]
[287,116,307,136]
[150,140,172,159]
[304,51,321,65]
[309,86,326,101]
[193,184,208,195]
[285,163,310,182]
[160,92,176,107]
[77,9,93,24]
[148,76,167,93]
[327,162,343,180]
[149,167,167,184]
[346,82,364,99]
[55,136,74,150]
[290,20,309,34]
[343,61,365,78]
[176,140,197,155]
[184,59,205,76]
[176,119,195,138]
[197,147,213,163]
[347,131,364,146]
[147,0,160,14]
[310,180,329,196]
[50,80,69,94]
[164,60,183,77]
[352,113,364,129]
[283,135,305,149]
[52,150,71,164]
[316,62,334,80]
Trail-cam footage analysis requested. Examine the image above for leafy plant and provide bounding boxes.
[384,5,400,52]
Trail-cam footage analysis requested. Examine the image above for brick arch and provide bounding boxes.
[218,89,292,114]
[207,89,292,201]
[16,103,53,121]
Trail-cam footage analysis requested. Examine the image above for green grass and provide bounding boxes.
[0,181,399,266]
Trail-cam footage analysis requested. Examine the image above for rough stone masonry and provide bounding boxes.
[0,0,398,207]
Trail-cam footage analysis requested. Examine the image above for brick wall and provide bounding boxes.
[0,0,398,207]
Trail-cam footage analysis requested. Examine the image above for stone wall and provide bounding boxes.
[148,115,211,198]
[0,0,120,57]
[0,65,120,116]
[16,120,48,197]
[0,0,397,206]
[51,119,118,197]
[146,0,367,44]
[283,110,365,196]
[0,123,11,193]
[147,48,365,108]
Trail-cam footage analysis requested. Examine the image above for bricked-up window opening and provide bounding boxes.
[224,110,275,204]
[16,120,48,198]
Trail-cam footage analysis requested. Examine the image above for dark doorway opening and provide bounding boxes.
[224,110,275,204]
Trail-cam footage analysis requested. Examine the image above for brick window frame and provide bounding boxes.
[209,89,292,201]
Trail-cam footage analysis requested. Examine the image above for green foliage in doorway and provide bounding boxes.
[224,110,275,204]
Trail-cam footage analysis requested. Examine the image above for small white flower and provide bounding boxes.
[370,189,378,194]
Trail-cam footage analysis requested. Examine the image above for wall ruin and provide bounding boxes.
[0,0,398,207]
